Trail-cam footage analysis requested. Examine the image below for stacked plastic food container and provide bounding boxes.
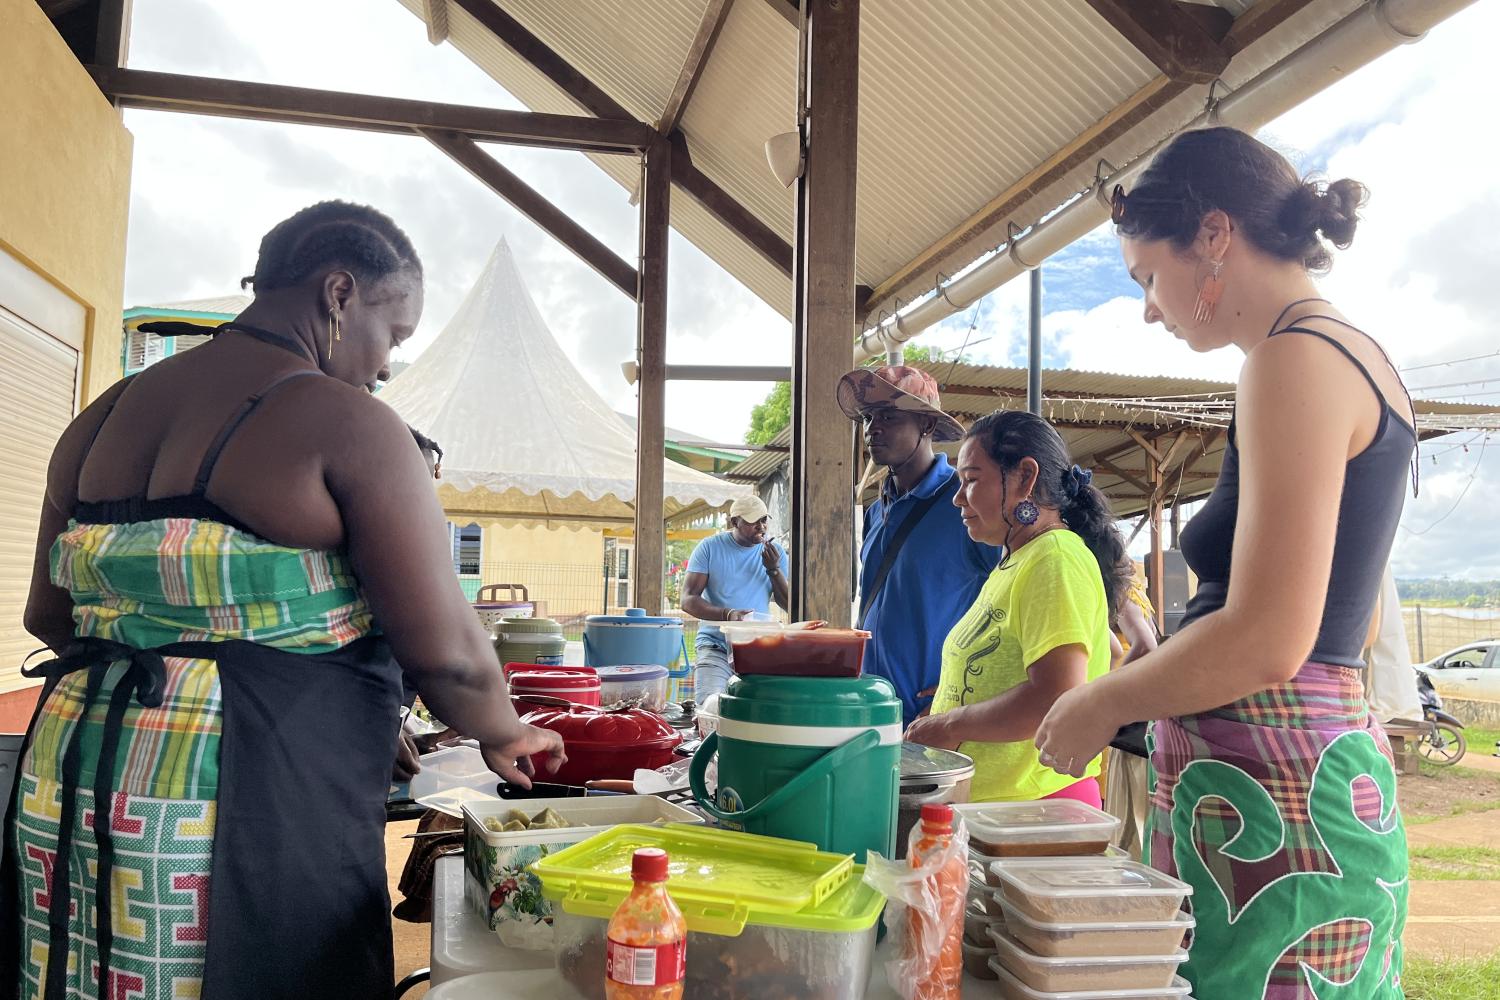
[954,801,1197,999]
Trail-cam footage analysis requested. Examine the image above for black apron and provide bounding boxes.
[1,635,403,1000]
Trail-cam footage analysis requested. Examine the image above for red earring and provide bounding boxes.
[1195,259,1225,325]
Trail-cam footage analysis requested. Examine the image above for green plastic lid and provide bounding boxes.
[499,616,562,634]
[718,674,900,730]
[533,823,881,935]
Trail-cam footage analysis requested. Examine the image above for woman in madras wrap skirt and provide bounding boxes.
[1034,128,1414,999]
[7,201,565,1000]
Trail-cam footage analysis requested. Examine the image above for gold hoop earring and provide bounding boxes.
[327,308,342,360]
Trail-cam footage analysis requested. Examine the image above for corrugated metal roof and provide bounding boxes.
[124,294,251,316]
[724,361,1500,518]
[396,0,1367,323]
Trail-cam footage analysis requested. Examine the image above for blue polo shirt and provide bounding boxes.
[861,453,1001,724]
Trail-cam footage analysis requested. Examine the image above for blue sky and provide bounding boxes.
[118,0,1499,578]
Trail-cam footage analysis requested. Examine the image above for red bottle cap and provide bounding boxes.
[920,803,954,830]
[632,847,670,882]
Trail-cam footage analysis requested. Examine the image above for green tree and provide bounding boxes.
[744,344,963,444]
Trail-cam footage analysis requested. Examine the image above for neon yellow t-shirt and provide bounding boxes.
[931,530,1111,802]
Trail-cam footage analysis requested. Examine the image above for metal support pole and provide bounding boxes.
[1027,266,1043,415]
[790,0,859,626]
[633,139,670,614]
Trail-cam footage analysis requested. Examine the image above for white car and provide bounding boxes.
[1421,640,1500,702]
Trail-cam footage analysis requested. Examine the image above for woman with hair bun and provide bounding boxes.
[905,409,1129,808]
[1035,127,1413,998]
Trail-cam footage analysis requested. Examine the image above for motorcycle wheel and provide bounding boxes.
[1418,723,1467,766]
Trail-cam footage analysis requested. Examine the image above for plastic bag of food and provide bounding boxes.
[863,805,969,1000]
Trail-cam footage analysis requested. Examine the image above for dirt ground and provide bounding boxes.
[1397,765,1500,823]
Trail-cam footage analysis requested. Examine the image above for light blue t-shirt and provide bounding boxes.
[687,531,789,647]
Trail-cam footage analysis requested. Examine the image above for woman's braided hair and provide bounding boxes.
[242,201,422,292]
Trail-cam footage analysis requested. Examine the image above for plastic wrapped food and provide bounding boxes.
[999,897,1193,958]
[993,859,1192,924]
[955,801,1120,859]
[988,926,1187,993]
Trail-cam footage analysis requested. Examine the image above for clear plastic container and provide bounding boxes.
[964,899,1005,947]
[990,960,1194,1000]
[989,926,1187,993]
[992,859,1193,924]
[962,938,999,980]
[969,845,1124,887]
[550,863,883,1000]
[719,622,870,677]
[409,745,499,816]
[998,897,1194,957]
[595,665,670,711]
[955,801,1120,858]
[970,874,1005,917]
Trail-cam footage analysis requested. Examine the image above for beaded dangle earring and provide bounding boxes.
[1194,258,1226,325]
[1012,498,1040,525]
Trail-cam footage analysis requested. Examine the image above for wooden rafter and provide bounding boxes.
[659,0,736,134]
[1083,0,1232,84]
[421,129,639,299]
[448,0,793,278]
[762,0,799,28]
[88,67,653,153]
[1095,455,1153,497]
[422,0,450,45]
[1223,0,1317,54]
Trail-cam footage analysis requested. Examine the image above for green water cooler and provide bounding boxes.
[689,674,902,862]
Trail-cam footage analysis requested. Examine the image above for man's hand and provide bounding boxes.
[392,731,421,783]
[724,609,750,622]
[481,722,568,790]
[761,541,781,573]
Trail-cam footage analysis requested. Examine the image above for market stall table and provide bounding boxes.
[428,855,989,996]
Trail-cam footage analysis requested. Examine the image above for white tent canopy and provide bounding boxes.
[378,238,747,528]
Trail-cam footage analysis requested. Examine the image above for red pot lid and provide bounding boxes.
[522,704,682,750]
[509,668,600,691]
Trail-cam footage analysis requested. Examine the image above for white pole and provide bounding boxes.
[853,0,1478,362]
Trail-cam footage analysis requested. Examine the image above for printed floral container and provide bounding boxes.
[462,797,703,948]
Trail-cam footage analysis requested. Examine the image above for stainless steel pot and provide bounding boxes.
[897,742,975,856]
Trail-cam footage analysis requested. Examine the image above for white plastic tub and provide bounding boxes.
[990,959,1195,1000]
[462,796,703,946]
[410,745,500,816]
[969,845,1125,887]
[989,925,1187,993]
[998,897,1194,958]
[992,858,1193,924]
[955,800,1120,858]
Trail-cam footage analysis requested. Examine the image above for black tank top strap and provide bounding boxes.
[192,368,322,495]
[1269,314,1417,435]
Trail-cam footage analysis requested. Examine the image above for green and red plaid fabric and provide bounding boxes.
[14,518,375,998]
[1146,662,1408,999]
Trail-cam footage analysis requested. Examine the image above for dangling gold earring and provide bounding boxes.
[1194,258,1225,325]
[327,308,342,360]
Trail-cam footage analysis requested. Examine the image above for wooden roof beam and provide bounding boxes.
[449,0,793,277]
[1223,0,1318,54]
[421,129,639,299]
[658,0,735,134]
[762,0,799,29]
[1083,0,1233,84]
[88,67,652,152]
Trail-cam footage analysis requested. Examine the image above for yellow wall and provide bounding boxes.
[0,0,133,402]
[453,518,605,622]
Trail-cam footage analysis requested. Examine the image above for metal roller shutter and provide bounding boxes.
[0,307,78,692]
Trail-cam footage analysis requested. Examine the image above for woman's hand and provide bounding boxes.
[481,723,567,789]
[905,709,963,751]
[1034,682,1119,779]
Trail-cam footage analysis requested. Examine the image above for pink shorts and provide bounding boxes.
[1043,776,1102,808]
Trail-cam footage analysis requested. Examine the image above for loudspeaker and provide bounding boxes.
[1150,550,1191,636]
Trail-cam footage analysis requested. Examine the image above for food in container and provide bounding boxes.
[522,704,683,785]
[989,925,1188,992]
[970,845,1126,887]
[955,800,1120,858]
[462,797,702,941]
[964,898,1005,946]
[990,960,1194,1000]
[970,873,1006,917]
[962,937,999,980]
[897,743,974,856]
[507,666,602,707]
[992,858,1193,924]
[595,664,670,712]
[719,621,870,677]
[537,825,873,1000]
[998,897,1194,958]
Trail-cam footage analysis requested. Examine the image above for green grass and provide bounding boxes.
[1408,844,1500,881]
[1466,728,1500,755]
[1403,953,1500,1000]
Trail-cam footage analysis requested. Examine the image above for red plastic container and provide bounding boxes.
[721,626,871,677]
[505,665,602,707]
[522,704,683,785]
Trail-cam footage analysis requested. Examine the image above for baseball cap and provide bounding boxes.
[729,495,770,523]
